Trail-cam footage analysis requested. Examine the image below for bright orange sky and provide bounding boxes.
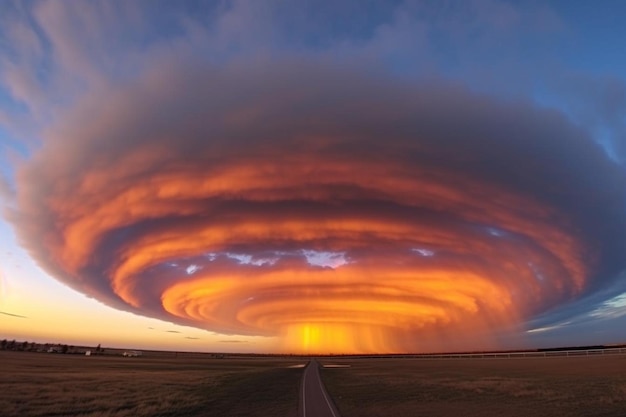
[0,222,274,352]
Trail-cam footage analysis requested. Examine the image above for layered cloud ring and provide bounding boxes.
[13,64,626,353]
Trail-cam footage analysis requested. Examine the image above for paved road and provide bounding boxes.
[300,360,341,417]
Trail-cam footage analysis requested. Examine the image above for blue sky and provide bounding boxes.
[0,1,625,353]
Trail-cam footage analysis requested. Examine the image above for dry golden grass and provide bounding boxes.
[0,351,303,417]
[320,356,626,417]
[6,350,625,416]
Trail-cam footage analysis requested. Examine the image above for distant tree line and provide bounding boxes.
[0,339,104,354]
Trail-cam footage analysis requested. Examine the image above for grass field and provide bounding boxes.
[4,351,626,416]
[320,356,626,417]
[0,351,303,417]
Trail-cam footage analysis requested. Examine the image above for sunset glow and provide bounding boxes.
[10,113,604,353]
[2,1,625,354]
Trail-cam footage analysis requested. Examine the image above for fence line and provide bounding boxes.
[407,347,626,359]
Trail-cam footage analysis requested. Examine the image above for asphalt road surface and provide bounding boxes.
[300,360,341,417]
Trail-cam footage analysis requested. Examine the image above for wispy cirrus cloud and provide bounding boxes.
[0,311,27,319]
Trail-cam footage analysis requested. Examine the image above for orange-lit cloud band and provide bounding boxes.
[11,65,625,353]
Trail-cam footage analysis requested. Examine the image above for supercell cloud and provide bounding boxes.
[9,61,626,353]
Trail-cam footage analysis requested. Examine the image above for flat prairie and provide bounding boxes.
[0,351,303,417]
[320,355,626,417]
[5,351,626,417]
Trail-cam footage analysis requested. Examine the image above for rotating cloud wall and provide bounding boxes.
[10,64,626,353]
